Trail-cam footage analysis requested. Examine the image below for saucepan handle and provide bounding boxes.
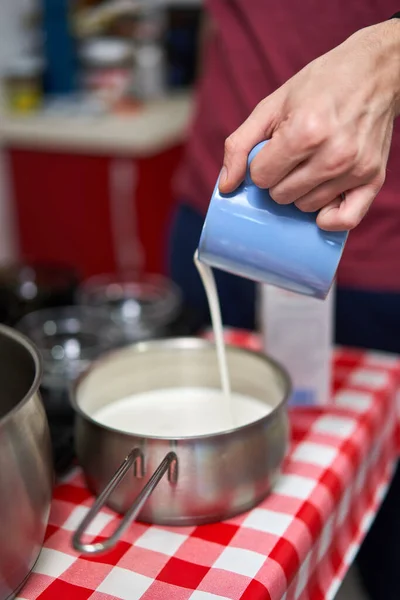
[72,449,178,555]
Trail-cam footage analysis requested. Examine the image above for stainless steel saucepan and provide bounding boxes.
[0,325,53,600]
[71,338,290,555]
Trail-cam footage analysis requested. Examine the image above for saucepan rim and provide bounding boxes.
[70,337,292,442]
[0,323,43,426]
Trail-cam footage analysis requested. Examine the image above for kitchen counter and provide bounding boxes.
[0,92,193,156]
[17,331,400,600]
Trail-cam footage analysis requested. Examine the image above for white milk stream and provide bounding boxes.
[91,251,271,437]
[193,250,235,426]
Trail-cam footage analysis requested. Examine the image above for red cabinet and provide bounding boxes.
[8,145,183,279]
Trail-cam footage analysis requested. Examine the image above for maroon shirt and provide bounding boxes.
[174,0,400,291]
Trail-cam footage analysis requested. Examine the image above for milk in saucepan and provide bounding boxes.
[93,387,270,437]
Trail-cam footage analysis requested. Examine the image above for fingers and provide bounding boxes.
[249,111,328,190]
[294,175,352,213]
[219,94,279,194]
[262,129,387,215]
[316,184,379,231]
[267,136,358,204]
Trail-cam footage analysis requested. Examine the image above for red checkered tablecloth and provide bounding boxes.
[18,332,400,600]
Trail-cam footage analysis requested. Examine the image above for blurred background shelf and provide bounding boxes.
[0,92,193,155]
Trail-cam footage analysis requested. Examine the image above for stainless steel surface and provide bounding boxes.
[73,449,177,554]
[71,338,290,554]
[0,325,53,600]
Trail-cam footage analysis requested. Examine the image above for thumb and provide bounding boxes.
[219,93,281,194]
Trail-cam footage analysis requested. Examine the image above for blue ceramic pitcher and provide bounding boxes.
[197,141,348,299]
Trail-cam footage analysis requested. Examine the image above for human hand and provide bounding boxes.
[219,21,400,231]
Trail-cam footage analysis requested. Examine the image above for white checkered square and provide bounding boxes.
[334,390,373,412]
[349,368,389,389]
[312,415,356,438]
[213,546,265,578]
[273,474,317,499]
[33,548,76,578]
[365,351,399,367]
[97,566,153,599]
[243,507,293,535]
[343,541,361,566]
[135,527,187,556]
[62,505,114,537]
[189,592,231,600]
[292,442,338,467]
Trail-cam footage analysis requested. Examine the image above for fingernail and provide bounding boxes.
[219,166,228,187]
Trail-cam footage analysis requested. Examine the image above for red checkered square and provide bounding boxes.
[156,557,209,589]
[36,579,93,600]
[43,524,58,543]
[53,484,92,504]
[295,501,323,543]
[241,579,271,600]
[318,468,343,503]
[269,538,300,583]
[192,522,239,546]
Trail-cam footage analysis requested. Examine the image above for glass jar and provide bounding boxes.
[77,272,182,344]
[0,261,80,326]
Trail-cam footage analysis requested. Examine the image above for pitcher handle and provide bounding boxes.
[72,449,178,555]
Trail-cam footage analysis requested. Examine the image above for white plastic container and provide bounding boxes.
[259,283,334,406]
[80,38,134,106]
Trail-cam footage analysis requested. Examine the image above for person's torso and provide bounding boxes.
[175,0,400,291]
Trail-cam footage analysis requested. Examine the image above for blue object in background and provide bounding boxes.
[165,8,201,89]
[198,141,348,300]
[42,0,77,95]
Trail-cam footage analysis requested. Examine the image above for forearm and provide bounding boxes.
[350,19,400,116]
